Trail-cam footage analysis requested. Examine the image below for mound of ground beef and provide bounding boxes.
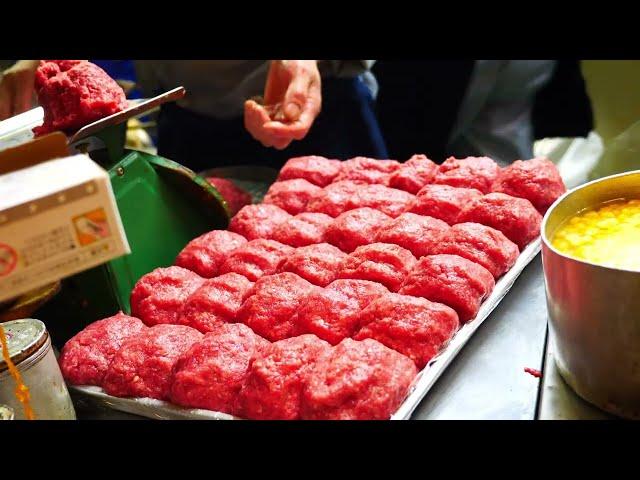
[59,312,147,387]
[300,338,417,420]
[33,60,127,136]
[387,154,438,194]
[174,230,247,278]
[102,324,202,400]
[237,334,331,420]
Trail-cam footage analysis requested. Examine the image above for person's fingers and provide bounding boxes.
[244,99,274,146]
[263,61,291,107]
[15,76,34,116]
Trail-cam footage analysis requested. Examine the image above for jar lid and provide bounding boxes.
[0,319,48,372]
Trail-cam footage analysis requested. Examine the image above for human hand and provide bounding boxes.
[244,60,321,150]
[0,60,40,121]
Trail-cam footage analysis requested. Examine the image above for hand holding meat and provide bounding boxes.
[244,60,322,150]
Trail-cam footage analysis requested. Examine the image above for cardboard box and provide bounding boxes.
[0,133,130,303]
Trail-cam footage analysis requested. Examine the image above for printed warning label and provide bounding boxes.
[0,243,17,277]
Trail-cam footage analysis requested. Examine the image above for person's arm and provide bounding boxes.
[0,60,40,120]
[244,60,322,150]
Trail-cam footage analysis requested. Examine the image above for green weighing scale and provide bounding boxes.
[37,87,231,346]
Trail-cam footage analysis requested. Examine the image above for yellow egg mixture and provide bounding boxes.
[552,199,640,270]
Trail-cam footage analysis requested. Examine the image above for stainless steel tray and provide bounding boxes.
[70,239,542,420]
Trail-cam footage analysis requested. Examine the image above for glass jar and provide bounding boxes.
[0,319,76,420]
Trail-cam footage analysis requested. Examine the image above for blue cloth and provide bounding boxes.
[156,76,389,172]
[91,60,142,99]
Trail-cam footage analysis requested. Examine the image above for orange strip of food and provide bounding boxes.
[0,324,35,420]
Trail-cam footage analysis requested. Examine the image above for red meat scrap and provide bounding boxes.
[278,243,348,287]
[492,157,566,214]
[277,156,342,187]
[33,60,128,136]
[458,192,542,250]
[263,179,323,215]
[237,272,316,341]
[433,156,500,194]
[174,230,247,278]
[169,323,269,415]
[409,184,483,225]
[294,279,389,345]
[206,177,253,216]
[270,212,333,247]
[237,334,331,420]
[228,204,291,240]
[324,207,392,253]
[59,312,147,387]
[399,254,495,323]
[337,243,417,292]
[354,293,459,369]
[102,324,203,400]
[130,266,204,327]
[387,154,438,194]
[374,212,450,259]
[218,239,294,282]
[300,338,417,420]
[177,273,254,333]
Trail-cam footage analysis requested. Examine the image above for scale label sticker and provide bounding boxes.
[73,208,111,246]
[0,243,17,277]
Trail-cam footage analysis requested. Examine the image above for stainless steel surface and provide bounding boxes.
[542,170,640,419]
[412,257,547,420]
[538,335,613,420]
[71,240,542,421]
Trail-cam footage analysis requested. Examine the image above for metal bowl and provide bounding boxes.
[541,170,640,418]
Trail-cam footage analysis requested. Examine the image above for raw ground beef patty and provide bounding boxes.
[277,156,342,187]
[458,192,542,250]
[263,179,323,215]
[428,222,519,278]
[400,254,495,322]
[177,273,254,333]
[169,323,269,415]
[174,230,247,278]
[59,312,147,387]
[130,266,204,327]
[102,324,202,400]
[337,243,417,292]
[305,181,362,218]
[354,293,459,369]
[433,156,500,194]
[491,157,566,214]
[218,239,294,282]
[334,157,401,185]
[206,177,253,216]
[324,207,392,253]
[300,338,417,420]
[294,279,388,345]
[237,334,331,420]
[374,212,450,259]
[237,272,316,341]
[408,184,483,225]
[228,204,291,240]
[350,184,415,218]
[277,243,348,287]
[33,60,128,136]
[270,212,333,247]
[387,154,438,194]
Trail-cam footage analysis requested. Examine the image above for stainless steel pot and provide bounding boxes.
[541,170,640,418]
